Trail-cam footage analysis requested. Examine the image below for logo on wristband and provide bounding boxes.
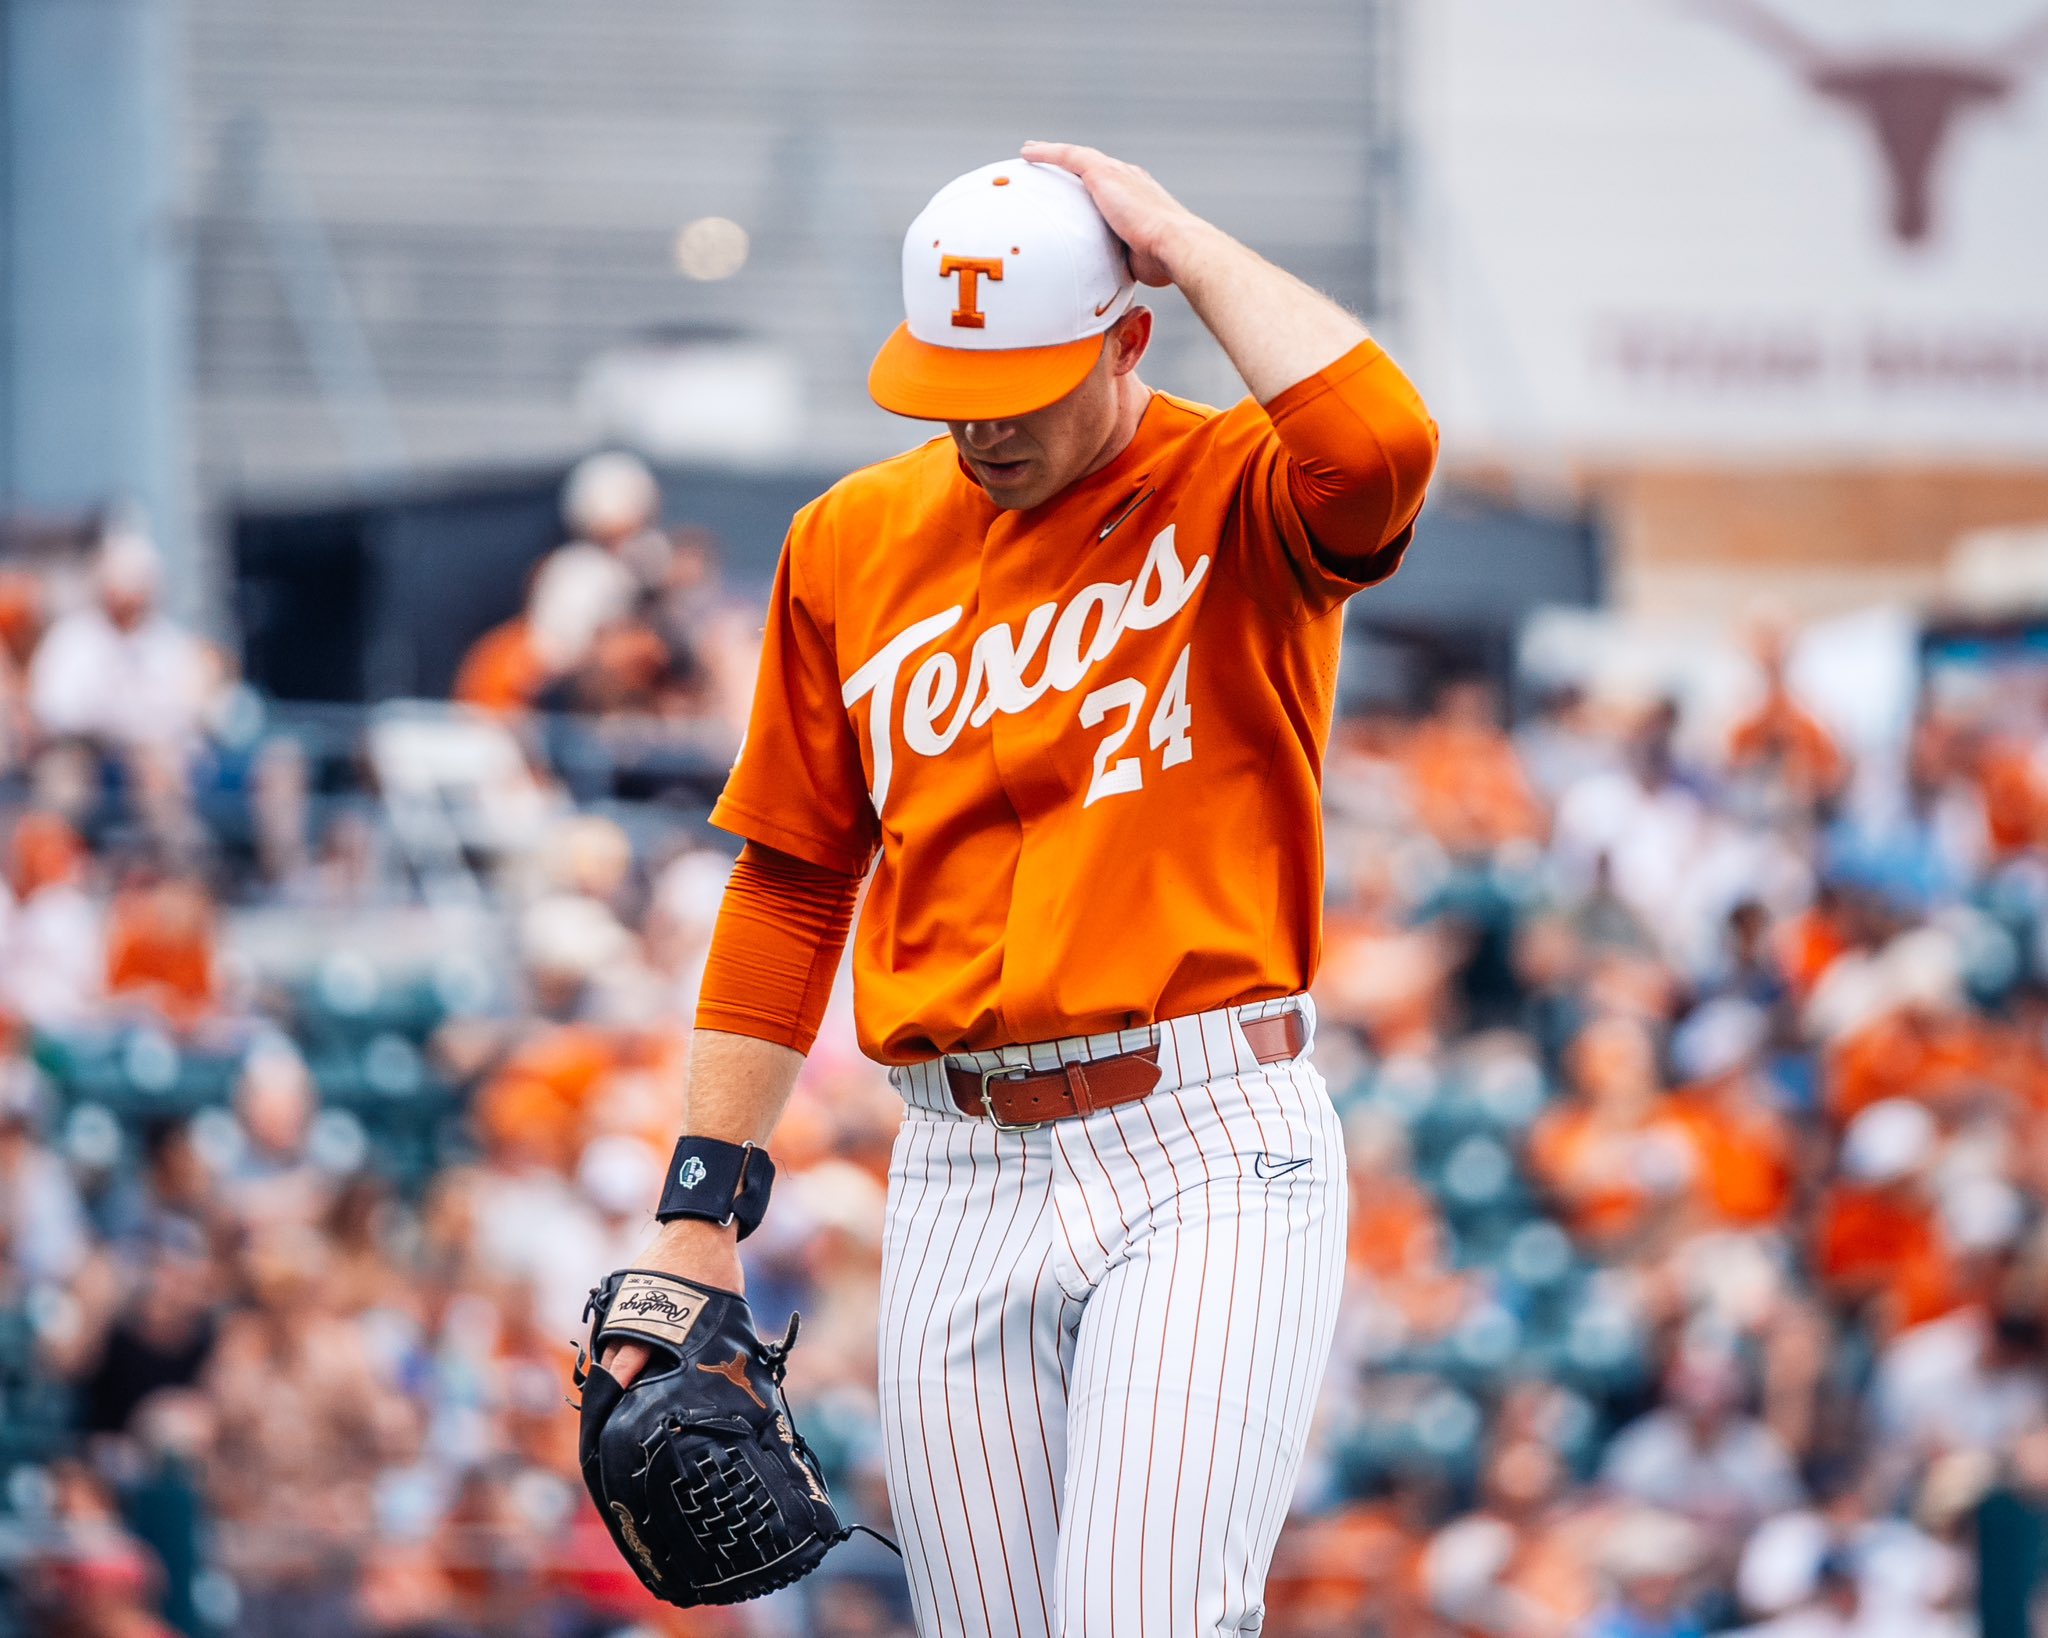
[678,1157,708,1190]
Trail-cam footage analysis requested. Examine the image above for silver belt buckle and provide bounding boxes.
[978,1064,1043,1132]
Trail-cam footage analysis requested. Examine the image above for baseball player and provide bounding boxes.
[587,143,1437,1634]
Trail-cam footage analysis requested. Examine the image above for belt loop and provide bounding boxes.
[1062,1059,1092,1113]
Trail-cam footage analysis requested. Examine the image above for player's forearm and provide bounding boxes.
[681,1027,804,1145]
[629,1028,799,1294]
[1159,220,1371,405]
[678,839,859,1142]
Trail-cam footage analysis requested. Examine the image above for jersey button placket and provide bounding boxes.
[978,510,1035,1049]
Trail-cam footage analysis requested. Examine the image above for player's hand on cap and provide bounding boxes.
[598,1216,745,1388]
[1020,141,1210,288]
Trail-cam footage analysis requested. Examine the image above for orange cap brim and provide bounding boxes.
[868,324,1106,422]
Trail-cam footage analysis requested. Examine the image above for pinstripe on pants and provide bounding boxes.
[878,999,1348,1637]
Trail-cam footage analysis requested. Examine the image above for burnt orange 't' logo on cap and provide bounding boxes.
[939,256,1004,328]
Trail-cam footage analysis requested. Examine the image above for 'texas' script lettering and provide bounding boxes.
[843,525,1210,809]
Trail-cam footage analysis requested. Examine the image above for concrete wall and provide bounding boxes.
[0,0,189,589]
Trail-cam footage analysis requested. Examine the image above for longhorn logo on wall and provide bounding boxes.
[1693,0,2048,245]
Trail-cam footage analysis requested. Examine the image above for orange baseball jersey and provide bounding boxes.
[712,339,1437,1063]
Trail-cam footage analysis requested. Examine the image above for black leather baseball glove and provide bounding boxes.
[573,1268,882,1606]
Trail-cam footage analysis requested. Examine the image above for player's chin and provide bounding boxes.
[972,458,1047,508]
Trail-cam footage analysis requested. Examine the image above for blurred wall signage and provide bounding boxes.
[1406,0,2048,457]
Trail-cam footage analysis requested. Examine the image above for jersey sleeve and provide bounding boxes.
[1230,339,1440,619]
[710,523,880,876]
[694,842,861,1054]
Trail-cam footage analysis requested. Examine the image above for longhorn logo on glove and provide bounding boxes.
[698,1350,766,1408]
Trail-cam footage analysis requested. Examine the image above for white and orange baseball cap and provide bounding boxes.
[868,160,1137,422]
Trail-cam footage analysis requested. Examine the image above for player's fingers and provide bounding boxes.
[1021,140,1112,177]
[1025,142,1173,223]
[601,1340,652,1389]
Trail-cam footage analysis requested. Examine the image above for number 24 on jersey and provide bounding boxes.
[1079,644,1194,808]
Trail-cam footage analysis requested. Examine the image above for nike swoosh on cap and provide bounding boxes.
[1094,279,1134,318]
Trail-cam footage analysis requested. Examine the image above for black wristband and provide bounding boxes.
[656,1136,775,1239]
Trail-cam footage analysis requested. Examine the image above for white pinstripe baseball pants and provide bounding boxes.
[878,998,1347,1637]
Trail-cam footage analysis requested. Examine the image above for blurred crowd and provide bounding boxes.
[2,479,2047,1637]
[1274,636,2048,1636]
[452,453,756,735]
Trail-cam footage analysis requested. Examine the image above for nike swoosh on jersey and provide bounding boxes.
[1252,1153,1310,1181]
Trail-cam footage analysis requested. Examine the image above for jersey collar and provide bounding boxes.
[950,392,1168,522]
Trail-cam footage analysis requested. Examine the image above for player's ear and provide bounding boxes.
[1107,306,1153,377]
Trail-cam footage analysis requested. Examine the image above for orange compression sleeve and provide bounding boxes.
[693,842,861,1054]
[1267,340,1440,578]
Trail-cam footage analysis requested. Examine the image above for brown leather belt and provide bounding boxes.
[947,1010,1308,1129]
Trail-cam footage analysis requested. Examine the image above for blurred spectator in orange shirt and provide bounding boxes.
[103,870,219,1033]
[1822,928,1998,1124]
[453,617,547,715]
[455,454,661,717]
[1726,618,1848,811]
[1813,1100,1958,1336]
[1402,676,1546,853]
[472,1024,620,1177]
[1265,1493,1430,1636]
[1317,852,1455,1055]
[545,618,677,717]
[0,566,45,669]
[1667,1000,1798,1231]
[1971,730,2045,858]
[486,451,679,723]
[1826,1007,1998,1127]
[1346,1107,1441,1282]
[1343,1107,1477,1340]
[1528,1016,1695,1249]
[1772,882,1857,1008]
[1447,1435,1604,1636]
[0,568,44,776]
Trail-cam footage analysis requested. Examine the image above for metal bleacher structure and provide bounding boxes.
[181,0,1402,500]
